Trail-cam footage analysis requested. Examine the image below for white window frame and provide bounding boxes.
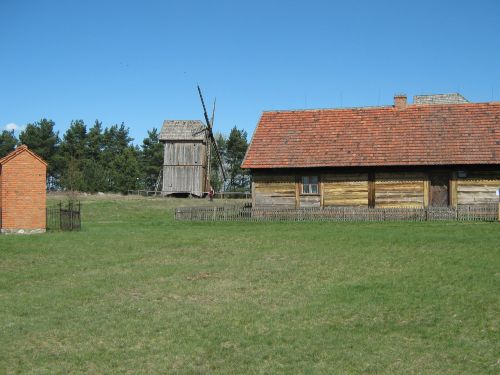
[301,176,319,195]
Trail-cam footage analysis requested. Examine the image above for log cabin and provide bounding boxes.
[242,94,500,209]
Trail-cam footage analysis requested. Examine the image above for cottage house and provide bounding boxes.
[242,94,500,209]
[0,145,47,234]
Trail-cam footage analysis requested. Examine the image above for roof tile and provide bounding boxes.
[242,103,500,168]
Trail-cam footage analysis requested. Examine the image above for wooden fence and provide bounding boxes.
[214,192,251,199]
[127,190,251,199]
[127,190,162,197]
[175,204,499,222]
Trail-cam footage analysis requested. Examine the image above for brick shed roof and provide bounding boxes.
[0,145,47,167]
[242,102,500,169]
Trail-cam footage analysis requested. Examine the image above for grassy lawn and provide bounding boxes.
[1,195,499,374]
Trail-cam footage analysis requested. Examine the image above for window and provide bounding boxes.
[302,176,319,194]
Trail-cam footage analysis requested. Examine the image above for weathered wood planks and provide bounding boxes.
[251,171,500,209]
[163,141,207,196]
[253,174,296,208]
[375,173,425,208]
[322,173,369,207]
[457,179,500,205]
[299,195,321,208]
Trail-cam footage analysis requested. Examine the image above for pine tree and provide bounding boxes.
[87,120,104,160]
[140,128,164,191]
[225,126,249,191]
[83,120,106,192]
[59,120,89,191]
[210,132,226,191]
[111,147,141,193]
[19,119,60,181]
[60,120,88,159]
[0,130,18,158]
[101,123,136,192]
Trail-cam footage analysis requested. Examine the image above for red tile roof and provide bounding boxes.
[242,102,500,169]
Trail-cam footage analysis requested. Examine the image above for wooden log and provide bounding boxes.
[423,179,430,207]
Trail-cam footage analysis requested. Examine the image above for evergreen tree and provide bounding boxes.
[140,128,164,190]
[83,121,107,192]
[59,120,88,191]
[101,123,136,192]
[60,120,88,159]
[111,146,140,193]
[60,157,85,193]
[0,130,18,158]
[80,158,108,193]
[19,119,60,180]
[225,126,249,191]
[210,132,226,191]
[101,124,132,165]
[87,120,104,160]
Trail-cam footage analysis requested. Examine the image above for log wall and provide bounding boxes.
[299,195,321,208]
[253,175,296,208]
[375,172,425,208]
[251,169,499,209]
[322,173,369,206]
[457,176,500,205]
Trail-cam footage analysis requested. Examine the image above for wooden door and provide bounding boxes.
[430,173,449,207]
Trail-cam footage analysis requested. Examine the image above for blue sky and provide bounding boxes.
[1,0,499,144]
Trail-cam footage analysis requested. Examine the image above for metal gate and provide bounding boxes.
[46,202,81,231]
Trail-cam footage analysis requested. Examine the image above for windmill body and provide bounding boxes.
[158,86,226,197]
[159,120,208,197]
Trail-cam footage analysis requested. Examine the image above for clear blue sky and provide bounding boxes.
[1,0,499,144]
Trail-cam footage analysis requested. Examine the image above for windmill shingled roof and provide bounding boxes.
[159,120,207,141]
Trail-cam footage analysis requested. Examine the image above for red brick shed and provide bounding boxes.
[0,145,47,234]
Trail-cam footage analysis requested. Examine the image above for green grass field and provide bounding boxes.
[1,195,499,374]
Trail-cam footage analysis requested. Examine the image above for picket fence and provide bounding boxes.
[175,204,499,222]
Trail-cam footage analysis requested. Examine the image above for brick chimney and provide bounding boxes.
[394,93,407,109]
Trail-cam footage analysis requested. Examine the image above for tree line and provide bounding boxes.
[0,119,249,193]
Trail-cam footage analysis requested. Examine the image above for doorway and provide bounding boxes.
[430,173,450,207]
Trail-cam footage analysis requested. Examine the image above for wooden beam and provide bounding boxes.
[450,172,458,208]
[251,181,256,208]
[320,176,324,208]
[423,178,430,208]
[295,177,300,208]
[368,172,375,208]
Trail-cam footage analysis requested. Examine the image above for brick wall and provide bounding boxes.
[0,149,47,232]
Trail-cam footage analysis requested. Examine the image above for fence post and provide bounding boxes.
[59,202,62,230]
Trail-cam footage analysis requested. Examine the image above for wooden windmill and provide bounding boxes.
[158,86,225,197]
